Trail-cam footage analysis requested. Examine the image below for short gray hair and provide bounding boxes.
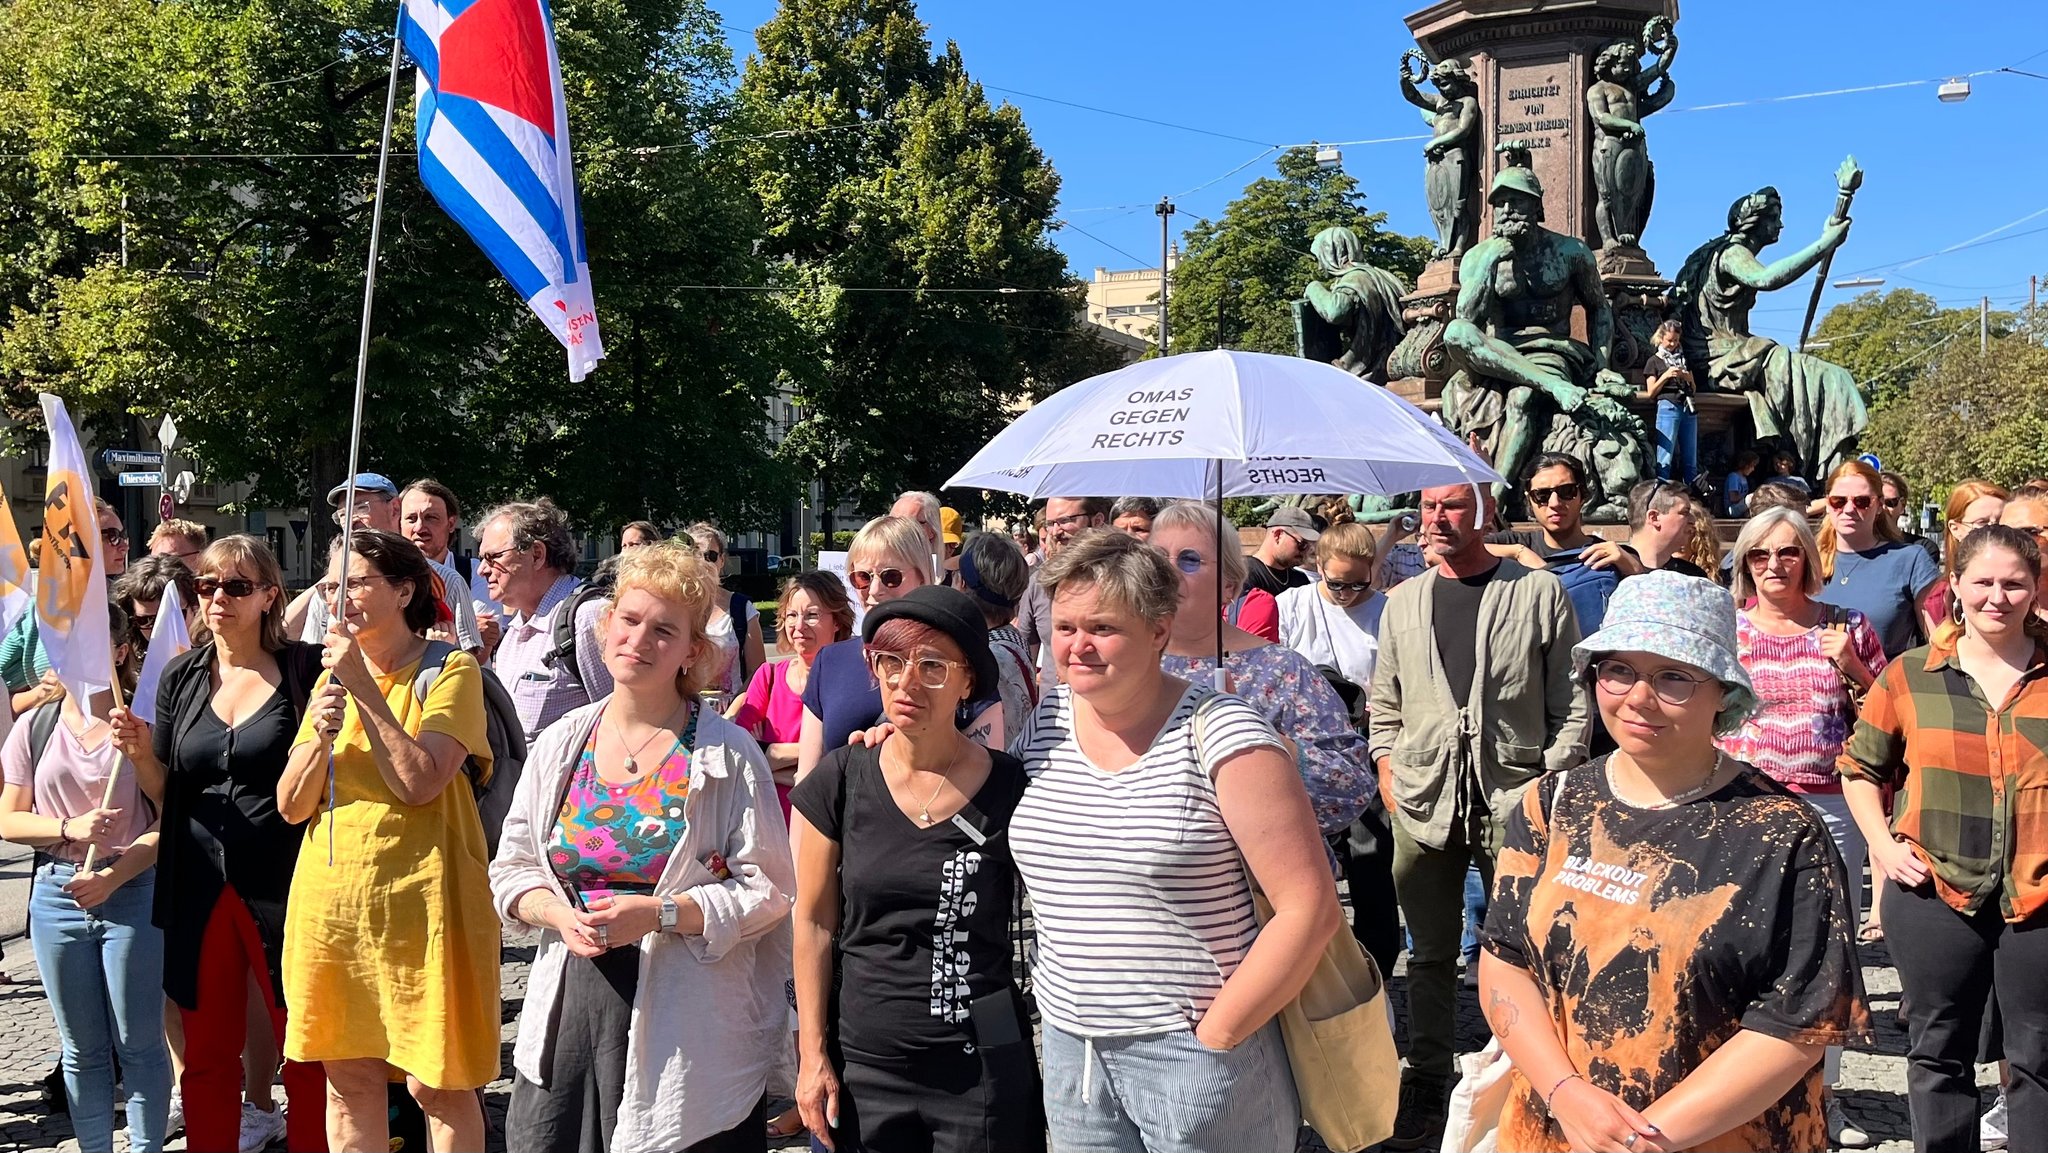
[1151,501,1248,598]
[1110,496,1161,522]
[894,490,942,545]
[1037,528,1181,626]
[480,498,576,574]
[685,522,727,553]
[1729,506,1822,603]
[1628,479,1691,531]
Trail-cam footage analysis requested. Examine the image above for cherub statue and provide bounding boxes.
[1587,15,1678,250]
[1398,53,1480,260]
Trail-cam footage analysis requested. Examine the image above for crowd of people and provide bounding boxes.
[0,461,2039,1153]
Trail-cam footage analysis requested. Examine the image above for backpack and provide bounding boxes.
[411,640,528,856]
[543,569,615,692]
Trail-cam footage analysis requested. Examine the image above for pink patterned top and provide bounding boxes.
[547,707,698,902]
[1720,609,1887,793]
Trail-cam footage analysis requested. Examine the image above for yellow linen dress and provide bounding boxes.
[281,648,500,1089]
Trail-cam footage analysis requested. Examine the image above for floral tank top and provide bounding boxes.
[547,707,698,902]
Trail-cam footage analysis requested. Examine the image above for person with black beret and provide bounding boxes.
[788,586,1043,1153]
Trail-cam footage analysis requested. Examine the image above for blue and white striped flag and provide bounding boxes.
[399,0,604,381]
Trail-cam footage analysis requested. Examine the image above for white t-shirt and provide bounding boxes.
[704,598,761,699]
[1276,582,1385,692]
[1010,685,1286,1037]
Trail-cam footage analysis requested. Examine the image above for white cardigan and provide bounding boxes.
[489,698,795,1153]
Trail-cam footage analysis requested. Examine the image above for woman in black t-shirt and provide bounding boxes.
[790,586,1042,1153]
[110,535,325,1153]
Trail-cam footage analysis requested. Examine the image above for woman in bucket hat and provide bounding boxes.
[1477,571,1871,1152]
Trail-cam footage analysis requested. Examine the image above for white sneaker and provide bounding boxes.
[1827,1099,1872,1148]
[239,1100,286,1152]
[1981,1090,2009,1151]
[166,1090,184,1136]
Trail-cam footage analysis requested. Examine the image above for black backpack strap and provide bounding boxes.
[729,590,753,684]
[27,701,61,765]
[544,584,598,691]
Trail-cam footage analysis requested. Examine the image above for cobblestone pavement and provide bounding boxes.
[0,844,1998,1152]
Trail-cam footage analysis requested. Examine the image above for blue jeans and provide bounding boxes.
[1041,1020,1298,1152]
[30,859,170,1153]
[1460,865,1488,967]
[1655,399,1698,484]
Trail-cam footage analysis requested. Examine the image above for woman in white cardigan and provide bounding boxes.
[490,542,795,1153]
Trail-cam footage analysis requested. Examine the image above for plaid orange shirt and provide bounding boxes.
[1838,637,2048,923]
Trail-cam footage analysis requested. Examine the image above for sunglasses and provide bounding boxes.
[1324,579,1373,594]
[1591,659,1711,705]
[848,567,907,592]
[1528,483,1583,506]
[1744,546,1804,569]
[100,528,128,546]
[702,550,722,563]
[196,577,270,599]
[130,614,157,637]
[1172,549,1210,575]
[1827,494,1874,511]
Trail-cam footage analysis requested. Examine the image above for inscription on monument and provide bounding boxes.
[1492,58,1575,223]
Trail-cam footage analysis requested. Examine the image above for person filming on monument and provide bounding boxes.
[1441,141,1638,515]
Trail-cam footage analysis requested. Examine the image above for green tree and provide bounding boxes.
[0,0,797,547]
[1862,338,2048,495]
[1166,147,1431,358]
[1809,288,2015,403]
[737,0,1121,529]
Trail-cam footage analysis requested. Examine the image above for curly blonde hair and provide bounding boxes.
[609,541,720,697]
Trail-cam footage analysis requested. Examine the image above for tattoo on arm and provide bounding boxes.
[1488,987,1520,1038]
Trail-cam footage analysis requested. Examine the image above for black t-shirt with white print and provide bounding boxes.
[791,741,1028,1067]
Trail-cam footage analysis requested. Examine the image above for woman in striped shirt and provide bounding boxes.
[1010,529,1342,1153]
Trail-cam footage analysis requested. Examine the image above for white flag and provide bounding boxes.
[130,583,192,725]
[36,394,112,706]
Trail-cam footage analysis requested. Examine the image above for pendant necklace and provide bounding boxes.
[914,770,949,826]
[608,702,683,774]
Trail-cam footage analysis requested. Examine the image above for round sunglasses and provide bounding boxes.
[848,567,908,592]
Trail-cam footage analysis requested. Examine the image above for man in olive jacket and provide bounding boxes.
[1368,481,1590,1149]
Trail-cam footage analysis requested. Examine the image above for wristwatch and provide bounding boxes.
[658,894,678,934]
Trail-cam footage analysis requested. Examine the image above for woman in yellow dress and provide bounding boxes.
[276,530,496,1152]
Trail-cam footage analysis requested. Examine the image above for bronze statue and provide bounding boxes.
[1294,225,1409,379]
[1672,170,1870,480]
[1441,143,1644,517]
[1586,16,1677,251]
[1399,53,1480,261]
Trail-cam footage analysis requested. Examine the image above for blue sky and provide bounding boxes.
[707,0,2048,345]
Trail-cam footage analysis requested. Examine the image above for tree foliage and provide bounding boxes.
[0,0,798,544]
[1166,148,1431,357]
[736,0,1123,527]
[1810,288,2016,404]
[1862,338,2048,496]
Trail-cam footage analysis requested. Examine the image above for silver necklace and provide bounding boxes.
[606,702,684,774]
[1611,752,1728,809]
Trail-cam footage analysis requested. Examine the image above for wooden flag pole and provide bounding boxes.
[79,636,129,873]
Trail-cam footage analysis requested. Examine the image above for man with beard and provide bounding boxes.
[1441,143,1637,515]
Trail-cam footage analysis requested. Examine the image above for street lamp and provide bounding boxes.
[1938,77,1971,103]
[1833,276,1886,289]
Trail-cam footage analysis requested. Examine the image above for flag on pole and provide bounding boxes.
[399,0,605,381]
[0,478,34,643]
[36,393,113,706]
[129,583,192,725]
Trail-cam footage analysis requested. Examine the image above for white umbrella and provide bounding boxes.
[947,349,1502,500]
[946,350,1503,685]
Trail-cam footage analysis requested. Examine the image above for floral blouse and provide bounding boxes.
[1161,644,1373,836]
[547,708,699,902]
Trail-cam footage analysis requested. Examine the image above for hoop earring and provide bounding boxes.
[1951,594,1965,625]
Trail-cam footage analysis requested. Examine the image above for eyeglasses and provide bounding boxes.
[315,575,395,598]
[1046,512,1092,531]
[1528,483,1583,506]
[848,567,907,592]
[1826,494,1874,511]
[1882,497,1905,510]
[1324,579,1373,594]
[100,528,128,546]
[702,550,722,563]
[130,614,157,636]
[1591,659,1712,705]
[195,577,270,599]
[1172,549,1210,575]
[866,648,966,689]
[477,544,528,571]
[1743,546,1804,569]
[1957,518,2001,532]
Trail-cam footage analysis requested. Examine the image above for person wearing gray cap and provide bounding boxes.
[1477,571,1871,1153]
[1245,505,1320,598]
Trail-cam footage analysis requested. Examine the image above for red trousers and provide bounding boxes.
[180,884,327,1153]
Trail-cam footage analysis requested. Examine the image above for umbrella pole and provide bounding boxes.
[1213,459,1226,693]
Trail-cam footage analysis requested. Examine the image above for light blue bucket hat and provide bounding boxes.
[1570,570,1757,736]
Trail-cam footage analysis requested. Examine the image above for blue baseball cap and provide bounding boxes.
[326,472,399,506]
